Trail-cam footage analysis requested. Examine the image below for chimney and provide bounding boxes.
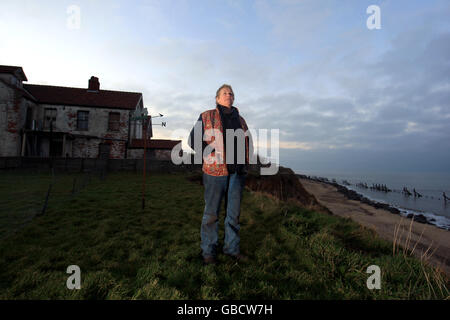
[88,76,100,91]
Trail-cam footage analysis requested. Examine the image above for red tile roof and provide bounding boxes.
[23,83,142,110]
[0,65,27,81]
[131,139,181,149]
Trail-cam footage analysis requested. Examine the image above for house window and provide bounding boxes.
[108,112,120,131]
[44,108,57,130]
[0,104,7,126]
[77,111,89,131]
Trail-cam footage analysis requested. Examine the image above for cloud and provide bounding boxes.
[2,0,449,173]
[254,0,335,49]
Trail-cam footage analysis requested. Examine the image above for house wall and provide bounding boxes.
[154,149,173,160]
[127,148,174,161]
[127,149,143,159]
[0,69,150,159]
[0,78,36,157]
[35,103,132,158]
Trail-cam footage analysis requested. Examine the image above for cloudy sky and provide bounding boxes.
[1,0,449,175]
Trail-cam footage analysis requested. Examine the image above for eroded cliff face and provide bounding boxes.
[245,166,332,215]
[188,166,332,215]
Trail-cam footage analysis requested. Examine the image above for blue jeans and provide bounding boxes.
[201,172,246,258]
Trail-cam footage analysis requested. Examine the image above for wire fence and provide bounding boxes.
[0,167,109,240]
[0,157,267,240]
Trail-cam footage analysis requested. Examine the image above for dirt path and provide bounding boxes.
[299,178,450,278]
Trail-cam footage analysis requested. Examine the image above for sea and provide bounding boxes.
[295,170,450,231]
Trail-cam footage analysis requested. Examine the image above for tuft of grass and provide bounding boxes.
[0,171,448,299]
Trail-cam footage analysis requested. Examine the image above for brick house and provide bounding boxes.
[0,65,180,160]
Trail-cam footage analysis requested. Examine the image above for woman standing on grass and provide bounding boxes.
[188,84,251,265]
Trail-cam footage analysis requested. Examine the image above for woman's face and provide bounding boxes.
[216,88,234,108]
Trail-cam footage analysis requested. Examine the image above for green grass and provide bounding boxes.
[0,171,448,299]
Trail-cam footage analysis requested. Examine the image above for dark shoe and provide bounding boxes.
[203,256,217,265]
[225,253,248,262]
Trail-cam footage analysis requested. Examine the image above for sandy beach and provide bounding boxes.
[299,177,450,278]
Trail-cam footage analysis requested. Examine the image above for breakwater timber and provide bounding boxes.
[296,174,445,228]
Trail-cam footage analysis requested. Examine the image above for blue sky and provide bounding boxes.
[1,0,449,175]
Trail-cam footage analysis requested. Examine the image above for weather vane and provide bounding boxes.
[131,107,166,210]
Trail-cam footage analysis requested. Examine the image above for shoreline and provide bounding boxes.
[297,174,449,231]
[297,174,450,278]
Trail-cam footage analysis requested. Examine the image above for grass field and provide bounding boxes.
[0,170,448,299]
